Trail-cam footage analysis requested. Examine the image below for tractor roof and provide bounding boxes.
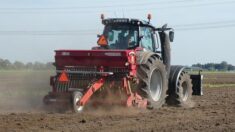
[102,18,155,29]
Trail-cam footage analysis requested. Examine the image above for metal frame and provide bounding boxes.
[56,70,114,76]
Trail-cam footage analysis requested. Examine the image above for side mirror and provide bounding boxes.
[169,31,174,42]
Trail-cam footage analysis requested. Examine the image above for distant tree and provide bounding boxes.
[228,64,235,71]
[192,63,202,68]
[0,58,55,70]
[204,63,215,70]
[4,59,12,69]
[45,62,55,70]
[0,59,12,69]
[33,61,46,70]
[0,58,4,69]
[13,61,25,69]
[220,61,228,71]
[26,62,33,70]
[192,61,235,71]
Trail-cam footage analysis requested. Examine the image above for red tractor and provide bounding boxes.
[43,15,203,112]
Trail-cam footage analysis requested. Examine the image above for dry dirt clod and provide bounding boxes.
[79,119,86,123]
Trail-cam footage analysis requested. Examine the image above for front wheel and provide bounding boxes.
[72,91,84,113]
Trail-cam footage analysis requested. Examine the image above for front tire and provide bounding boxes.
[137,56,168,109]
[72,91,84,113]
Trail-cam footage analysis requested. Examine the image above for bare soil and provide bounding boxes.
[203,72,235,84]
[0,71,234,132]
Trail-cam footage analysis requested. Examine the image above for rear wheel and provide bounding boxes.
[137,56,168,109]
[166,71,193,106]
[72,91,84,113]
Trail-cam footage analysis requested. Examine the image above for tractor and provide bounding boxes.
[43,14,203,112]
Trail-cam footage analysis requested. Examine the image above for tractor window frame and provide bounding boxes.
[103,24,139,50]
[139,26,156,51]
[155,32,160,50]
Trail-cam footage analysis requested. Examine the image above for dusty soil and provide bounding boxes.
[0,71,234,132]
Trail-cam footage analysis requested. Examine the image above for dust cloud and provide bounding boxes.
[0,71,52,114]
[0,71,195,114]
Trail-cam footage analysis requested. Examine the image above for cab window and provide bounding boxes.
[104,24,138,49]
[140,27,154,51]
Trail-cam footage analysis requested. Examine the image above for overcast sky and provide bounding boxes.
[0,0,235,65]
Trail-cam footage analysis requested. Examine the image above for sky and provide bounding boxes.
[0,0,235,65]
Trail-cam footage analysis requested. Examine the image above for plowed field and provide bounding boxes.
[0,71,234,132]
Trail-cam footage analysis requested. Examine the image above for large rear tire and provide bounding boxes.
[166,71,193,106]
[137,56,168,109]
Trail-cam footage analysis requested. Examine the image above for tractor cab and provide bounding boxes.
[98,17,160,52]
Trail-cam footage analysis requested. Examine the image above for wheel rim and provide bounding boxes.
[74,94,83,112]
[182,82,189,101]
[150,69,163,102]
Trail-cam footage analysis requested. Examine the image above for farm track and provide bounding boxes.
[0,71,234,132]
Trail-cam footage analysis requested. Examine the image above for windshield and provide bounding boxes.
[103,24,138,49]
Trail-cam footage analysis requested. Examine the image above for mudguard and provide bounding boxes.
[136,51,161,65]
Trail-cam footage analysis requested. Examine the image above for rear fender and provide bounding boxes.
[136,51,161,65]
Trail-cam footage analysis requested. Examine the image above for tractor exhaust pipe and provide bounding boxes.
[160,31,171,78]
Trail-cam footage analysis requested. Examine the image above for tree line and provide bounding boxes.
[192,61,235,71]
[0,58,54,70]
